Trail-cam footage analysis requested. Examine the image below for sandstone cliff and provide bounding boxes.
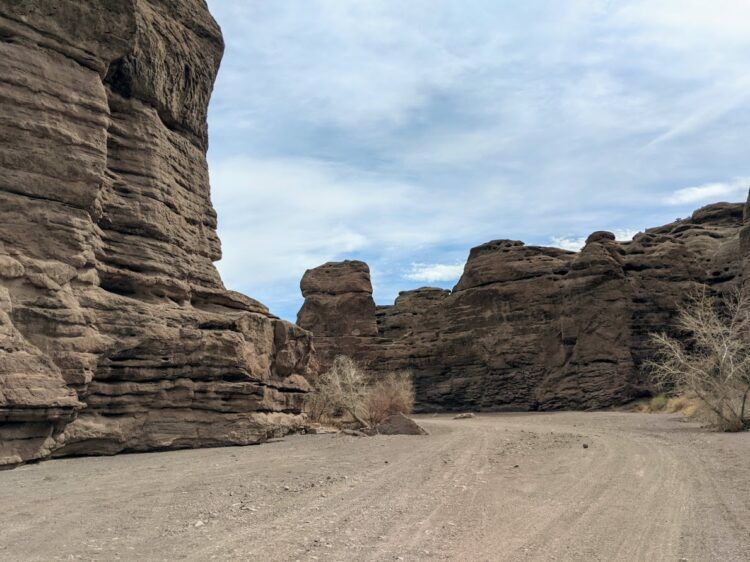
[0,1,316,467]
[298,202,746,411]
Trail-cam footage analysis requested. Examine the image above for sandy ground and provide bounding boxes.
[1,412,749,561]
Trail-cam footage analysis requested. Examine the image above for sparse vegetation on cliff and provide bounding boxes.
[650,289,750,431]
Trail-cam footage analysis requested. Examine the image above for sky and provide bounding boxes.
[205,0,750,322]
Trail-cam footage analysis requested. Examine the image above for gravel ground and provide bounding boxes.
[1,412,749,561]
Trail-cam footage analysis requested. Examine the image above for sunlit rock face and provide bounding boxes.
[299,202,745,412]
[0,0,316,467]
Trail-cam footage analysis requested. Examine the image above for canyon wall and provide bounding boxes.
[0,0,316,467]
[298,202,746,411]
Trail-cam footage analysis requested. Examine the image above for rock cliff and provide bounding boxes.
[0,0,315,467]
[298,202,746,411]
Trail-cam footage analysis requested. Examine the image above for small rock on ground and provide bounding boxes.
[375,413,428,435]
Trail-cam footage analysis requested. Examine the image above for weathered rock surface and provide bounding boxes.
[298,202,746,412]
[374,413,428,436]
[297,260,380,365]
[0,1,316,467]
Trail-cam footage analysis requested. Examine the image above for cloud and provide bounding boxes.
[550,236,588,252]
[403,263,465,282]
[611,1,750,149]
[550,229,640,252]
[613,229,641,242]
[209,155,508,317]
[643,80,750,148]
[204,1,750,320]
[208,1,472,131]
[665,178,750,206]
[614,0,750,48]
[210,156,418,288]
[211,157,532,281]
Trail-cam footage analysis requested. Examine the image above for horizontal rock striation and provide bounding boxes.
[297,260,380,366]
[0,0,315,467]
[298,202,747,411]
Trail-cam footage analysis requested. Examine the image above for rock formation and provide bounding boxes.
[297,260,380,364]
[0,1,315,467]
[298,202,746,411]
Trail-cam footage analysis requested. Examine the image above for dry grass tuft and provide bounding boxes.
[665,393,701,417]
[649,394,669,412]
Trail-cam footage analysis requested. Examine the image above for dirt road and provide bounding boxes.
[1,412,749,561]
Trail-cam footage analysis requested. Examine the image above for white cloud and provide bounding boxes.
[643,79,750,148]
[550,236,588,252]
[211,156,417,288]
[611,1,750,149]
[203,1,750,319]
[210,156,506,293]
[665,178,750,206]
[403,263,465,282]
[550,229,640,252]
[613,229,640,242]
[209,1,472,130]
[614,0,750,48]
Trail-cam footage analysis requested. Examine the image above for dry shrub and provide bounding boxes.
[306,355,370,427]
[305,390,334,424]
[363,371,415,427]
[305,356,415,429]
[649,289,750,432]
[637,392,701,417]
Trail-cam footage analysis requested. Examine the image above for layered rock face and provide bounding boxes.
[297,261,379,365]
[298,203,745,411]
[0,1,315,467]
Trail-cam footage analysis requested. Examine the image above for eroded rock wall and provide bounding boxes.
[0,0,316,467]
[298,202,745,411]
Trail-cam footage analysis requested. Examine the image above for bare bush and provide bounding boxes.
[308,355,370,427]
[305,389,334,424]
[363,371,415,427]
[305,356,415,429]
[649,289,750,431]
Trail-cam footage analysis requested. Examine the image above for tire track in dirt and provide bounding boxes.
[1,412,749,561]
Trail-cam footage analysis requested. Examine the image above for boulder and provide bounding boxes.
[375,413,428,436]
